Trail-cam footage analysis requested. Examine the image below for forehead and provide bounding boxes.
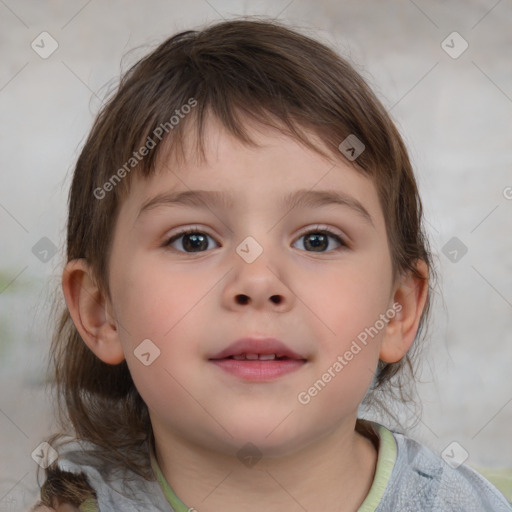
[118,116,384,229]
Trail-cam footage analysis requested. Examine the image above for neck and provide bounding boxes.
[153,419,378,512]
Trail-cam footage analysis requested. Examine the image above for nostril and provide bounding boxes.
[235,294,283,305]
[236,294,250,305]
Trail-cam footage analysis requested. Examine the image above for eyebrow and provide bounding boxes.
[136,188,374,226]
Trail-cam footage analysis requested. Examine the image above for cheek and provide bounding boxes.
[110,258,212,404]
[292,252,392,408]
[296,255,392,340]
[295,273,387,420]
[112,255,207,341]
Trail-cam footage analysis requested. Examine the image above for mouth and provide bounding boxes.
[209,337,307,381]
[222,353,295,361]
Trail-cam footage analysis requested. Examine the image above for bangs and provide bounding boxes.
[111,96,367,209]
[93,18,391,204]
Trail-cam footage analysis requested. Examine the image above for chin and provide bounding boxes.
[221,418,314,458]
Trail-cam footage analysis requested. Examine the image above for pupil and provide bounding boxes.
[184,233,207,251]
[305,233,327,252]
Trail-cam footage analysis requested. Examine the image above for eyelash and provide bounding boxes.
[163,225,348,253]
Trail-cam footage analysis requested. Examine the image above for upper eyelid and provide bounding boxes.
[296,224,343,236]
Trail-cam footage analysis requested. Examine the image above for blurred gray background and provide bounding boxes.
[1,0,511,509]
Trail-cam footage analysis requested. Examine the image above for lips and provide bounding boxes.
[209,337,306,361]
[209,337,307,381]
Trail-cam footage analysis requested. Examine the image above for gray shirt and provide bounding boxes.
[49,423,511,511]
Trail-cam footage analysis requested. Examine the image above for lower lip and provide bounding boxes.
[210,358,306,381]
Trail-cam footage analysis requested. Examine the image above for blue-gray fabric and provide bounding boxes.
[52,426,511,511]
[55,444,171,511]
[376,431,511,511]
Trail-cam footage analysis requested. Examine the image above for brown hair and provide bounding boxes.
[40,16,434,506]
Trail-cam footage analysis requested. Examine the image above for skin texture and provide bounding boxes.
[62,117,428,512]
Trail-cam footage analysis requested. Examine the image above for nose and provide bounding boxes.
[222,247,294,313]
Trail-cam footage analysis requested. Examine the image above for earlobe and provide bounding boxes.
[379,260,429,363]
[61,259,125,365]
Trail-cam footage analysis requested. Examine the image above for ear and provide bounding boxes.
[62,259,125,365]
[380,260,429,363]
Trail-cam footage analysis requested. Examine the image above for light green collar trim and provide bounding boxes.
[150,451,191,512]
[150,422,397,512]
[357,423,397,511]
[78,498,99,512]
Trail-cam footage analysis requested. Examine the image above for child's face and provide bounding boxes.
[106,117,399,456]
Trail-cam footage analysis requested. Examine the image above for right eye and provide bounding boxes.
[164,228,220,253]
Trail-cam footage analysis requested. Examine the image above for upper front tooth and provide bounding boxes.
[233,353,277,360]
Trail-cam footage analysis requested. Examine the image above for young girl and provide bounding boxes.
[32,18,511,512]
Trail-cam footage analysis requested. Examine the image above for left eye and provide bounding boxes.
[292,229,346,252]
[165,229,219,253]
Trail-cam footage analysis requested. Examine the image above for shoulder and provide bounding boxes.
[41,438,169,511]
[379,429,512,511]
